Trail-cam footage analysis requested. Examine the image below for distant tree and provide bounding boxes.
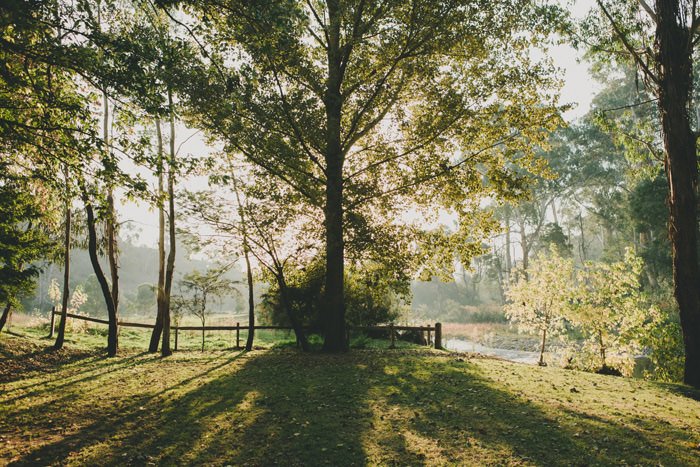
[180,265,238,351]
[505,249,575,366]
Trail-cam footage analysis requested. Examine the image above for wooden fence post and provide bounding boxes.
[427,327,431,347]
[390,323,395,349]
[48,306,56,338]
[236,322,240,349]
[434,322,442,350]
[174,326,179,351]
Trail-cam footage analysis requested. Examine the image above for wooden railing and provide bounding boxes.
[48,307,442,350]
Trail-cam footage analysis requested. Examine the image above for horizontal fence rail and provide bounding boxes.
[49,307,442,350]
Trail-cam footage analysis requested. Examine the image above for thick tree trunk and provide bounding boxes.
[322,12,347,351]
[656,1,700,388]
[149,120,165,352]
[84,201,118,356]
[0,302,11,333]
[54,179,70,351]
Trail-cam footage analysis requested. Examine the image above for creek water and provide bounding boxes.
[445,338,540,365]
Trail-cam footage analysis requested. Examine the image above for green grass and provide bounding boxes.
[2,333,700,466]
[13,323,305,351]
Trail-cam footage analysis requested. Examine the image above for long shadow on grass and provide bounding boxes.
[7,350,697,466]
[2,351,156,404]
[6,351,248,466]
[369,356,696,465]
[0,338,99,385]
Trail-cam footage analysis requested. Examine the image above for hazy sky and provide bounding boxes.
[120,0,600,249]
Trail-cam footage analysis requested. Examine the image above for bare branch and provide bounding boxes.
[637,0,658,25]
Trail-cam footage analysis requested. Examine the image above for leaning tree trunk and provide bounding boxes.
[656,1,700,388]
[0,302,12,333]
[322,6,347,352]
[84,201,118,356]
[54,177,71,351]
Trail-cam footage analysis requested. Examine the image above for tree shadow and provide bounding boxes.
[0,336,100,385]
[4,350,698,466]
[653,380,700,401]
[368,356,696,465]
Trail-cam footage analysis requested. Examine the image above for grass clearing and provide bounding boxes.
[2,333,700,466]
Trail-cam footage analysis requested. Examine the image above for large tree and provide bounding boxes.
[585,0,700,387]
[177,0,563,351]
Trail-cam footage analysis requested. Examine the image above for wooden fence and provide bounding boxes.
[48,307,442,350]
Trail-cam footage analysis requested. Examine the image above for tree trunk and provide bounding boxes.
[519,220,529,271]
[103,92,120,356]
[598,329,606,368]
[278,272,309,351]
[149,120,165,352]
[656,1,700,388]
[54,173,70,351]
[0,302,11,333]
[244,244,255,351]
[504,206,512,276]
[322,4,347,352]
[84,201,118,356]
[538,327,547,366]
[162,91,176,357]
[578,212,587,262]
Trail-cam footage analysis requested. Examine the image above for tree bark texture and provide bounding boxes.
[322,0,348,352]
[655,0,700,388]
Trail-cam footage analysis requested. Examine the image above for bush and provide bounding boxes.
[259,258,405,329]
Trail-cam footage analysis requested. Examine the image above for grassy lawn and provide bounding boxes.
[2,333,700,466]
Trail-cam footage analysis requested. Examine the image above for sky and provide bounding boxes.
[119,0,600,250]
